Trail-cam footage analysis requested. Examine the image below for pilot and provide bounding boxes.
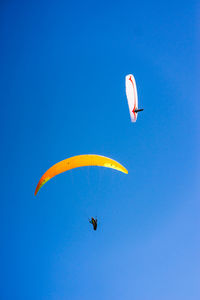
[89,217,97,231]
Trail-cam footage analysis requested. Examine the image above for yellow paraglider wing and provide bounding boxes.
[35,154,128,195]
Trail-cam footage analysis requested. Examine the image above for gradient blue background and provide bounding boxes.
[1,1,199,299]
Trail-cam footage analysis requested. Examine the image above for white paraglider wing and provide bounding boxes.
[125,74,138,122]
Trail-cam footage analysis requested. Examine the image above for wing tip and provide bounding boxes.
[123,168,128,174]
[34,177,50,196]
[34,186,39,196]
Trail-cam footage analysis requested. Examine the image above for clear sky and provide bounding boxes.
[0,0,199,299]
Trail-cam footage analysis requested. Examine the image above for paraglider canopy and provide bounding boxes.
[35,154,128,195]
[125,74,143,122]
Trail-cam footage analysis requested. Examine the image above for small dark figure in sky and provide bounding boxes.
[89,217,97,231]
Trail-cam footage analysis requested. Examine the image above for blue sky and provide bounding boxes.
[0,0,199,299]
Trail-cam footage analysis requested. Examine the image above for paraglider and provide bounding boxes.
[35,154,128,195]
[89,217,97,231]
[125,74,144,122]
